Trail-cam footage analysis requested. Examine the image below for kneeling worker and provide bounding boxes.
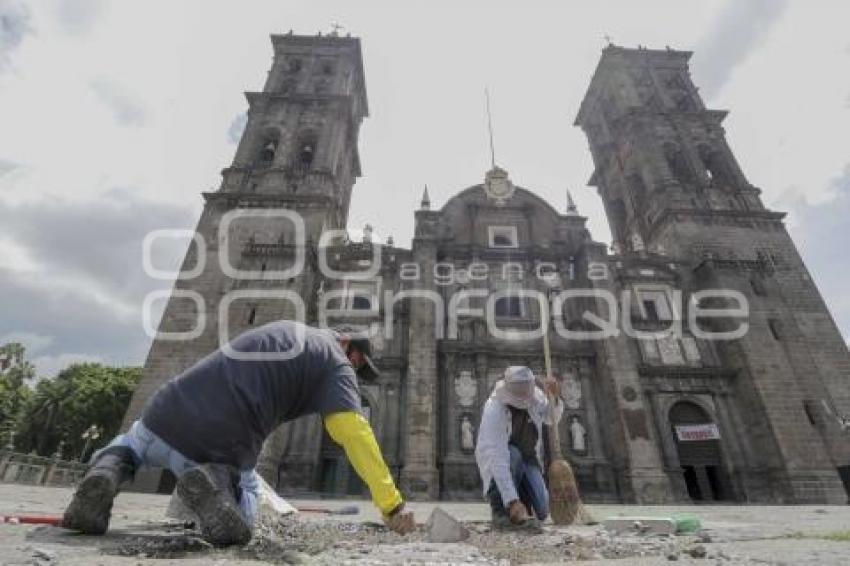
[63,321,415,544]
[475,366,563,530]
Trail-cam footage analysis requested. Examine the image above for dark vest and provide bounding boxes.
[508,405,539,467]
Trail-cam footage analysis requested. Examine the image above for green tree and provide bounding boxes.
[14,363,141,460]
[0,342,35,447]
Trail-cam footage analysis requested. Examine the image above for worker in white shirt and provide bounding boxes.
[475,366,563,531]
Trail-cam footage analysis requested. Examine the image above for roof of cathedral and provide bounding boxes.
[438,184,564,217]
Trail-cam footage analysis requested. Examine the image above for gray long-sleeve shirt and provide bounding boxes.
[142,321,361,471]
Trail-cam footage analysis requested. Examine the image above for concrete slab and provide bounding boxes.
[1,484,850,564]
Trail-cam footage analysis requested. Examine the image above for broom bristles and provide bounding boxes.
[548,458,584,525]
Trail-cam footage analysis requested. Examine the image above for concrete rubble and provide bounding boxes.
[425,507,470,543]
[2,485,850,564]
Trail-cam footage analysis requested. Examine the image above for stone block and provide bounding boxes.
[425,507,469,543]
[603,517,676,535]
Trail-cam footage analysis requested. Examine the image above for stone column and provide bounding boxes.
[399,209,441,498]
[583,242,675,503]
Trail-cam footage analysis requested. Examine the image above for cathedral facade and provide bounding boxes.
[124,33,850,504]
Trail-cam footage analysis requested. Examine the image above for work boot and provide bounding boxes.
[63,446,137,534]
[175,464,252,546]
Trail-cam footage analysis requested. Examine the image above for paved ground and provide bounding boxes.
[1,484,850,565]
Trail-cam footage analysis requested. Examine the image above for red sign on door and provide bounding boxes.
[675,423,720,442]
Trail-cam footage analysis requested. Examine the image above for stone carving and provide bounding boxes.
[561,374,582,409]
[681,336,701,363]
[639,337,660,362]
[658,335,685,365]
[460,415,475,451]
[455,370,476,407]
[483,166,515,205]
[569,416,587,452]
[630,232,645,252]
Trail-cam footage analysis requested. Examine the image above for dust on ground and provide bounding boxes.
[4,485,850,565]
[87,513,719,565]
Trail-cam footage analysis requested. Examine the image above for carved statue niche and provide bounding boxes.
[569,415,587,453]
[561,373,582,410]
[455,370,476,408]
[460,415,475,452]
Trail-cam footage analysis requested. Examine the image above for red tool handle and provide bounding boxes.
[1,514,64,526]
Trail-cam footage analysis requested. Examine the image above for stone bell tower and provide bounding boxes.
[576,45,850,503]
[123,32,369,492]
[223,32,368,236]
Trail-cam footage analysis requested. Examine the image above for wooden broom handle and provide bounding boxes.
[542,327,563,460]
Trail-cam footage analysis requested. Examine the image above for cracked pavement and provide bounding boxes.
[1,484,850,565]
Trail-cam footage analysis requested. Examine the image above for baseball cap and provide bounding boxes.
[332,325,381,380]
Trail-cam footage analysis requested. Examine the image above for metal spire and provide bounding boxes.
[485,87,496,169]
[566,190,579,215]
[420,184,431,210]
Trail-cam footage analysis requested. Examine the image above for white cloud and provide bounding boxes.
[54,0,105,36]
[0,0,31,72]
[227,112,248,144]
[0,331,53,354]
[89,77,149,127]
[0,237,40,272]
[0,158,18,176]
[693,0,788,98]
[0,1,848,366]
[31,352,104,379]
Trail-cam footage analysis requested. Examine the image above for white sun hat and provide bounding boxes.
[492,366,536,409]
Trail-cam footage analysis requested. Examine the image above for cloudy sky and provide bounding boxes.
[0,0,848,377]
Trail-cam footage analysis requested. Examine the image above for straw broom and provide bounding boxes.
[541,325,589,525]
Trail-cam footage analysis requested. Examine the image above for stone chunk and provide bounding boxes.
[686,544,707,559]
[602,517,676,535]
[425,507,469,543]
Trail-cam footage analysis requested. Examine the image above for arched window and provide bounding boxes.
[664,143,694,183]
[293,131,317,171]
[300,142,315,166]
[259,141,276,163]
[699,146,732,186]
[256,129,280,166]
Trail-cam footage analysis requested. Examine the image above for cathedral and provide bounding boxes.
[123,32,850,504]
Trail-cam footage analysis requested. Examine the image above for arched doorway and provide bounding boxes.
[669,401,732,502]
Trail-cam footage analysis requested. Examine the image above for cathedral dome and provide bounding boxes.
[436,183,579,248]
